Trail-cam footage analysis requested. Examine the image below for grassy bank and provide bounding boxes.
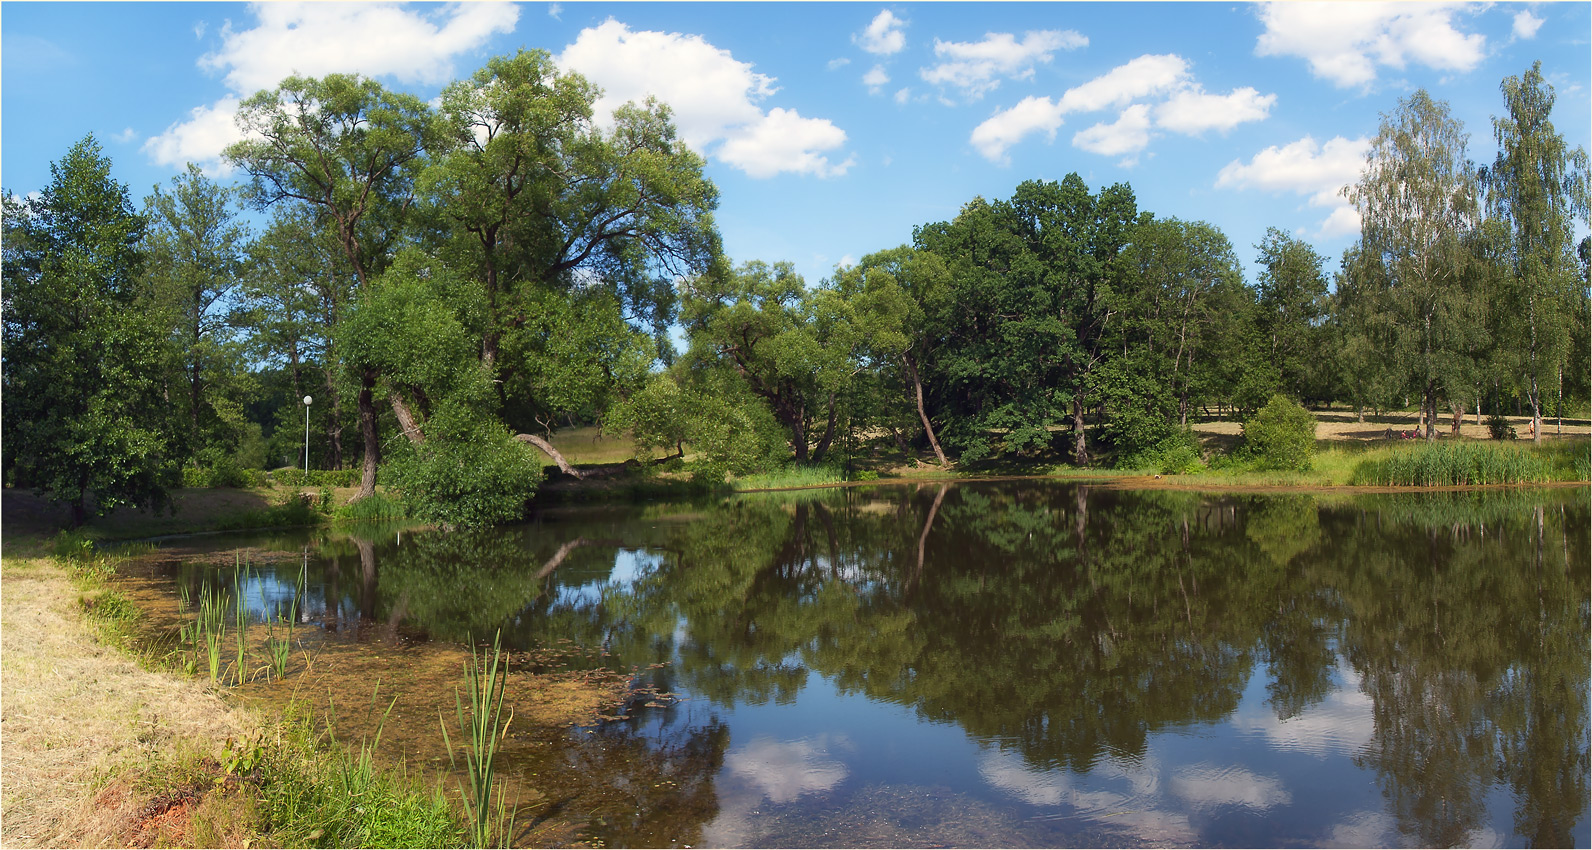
[0,536,473,848]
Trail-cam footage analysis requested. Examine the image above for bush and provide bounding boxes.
[182,464,268,489]
[1117,429,1205,475]
[270,468,362,488]
[383,407,543,529]
[1241,395,1317,471]
[1486,413,1517,440]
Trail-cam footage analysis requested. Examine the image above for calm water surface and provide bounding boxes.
[139,483,1590,848]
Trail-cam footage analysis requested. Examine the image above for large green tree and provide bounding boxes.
[239,205,356,469]
[143,163,255,466]
[914,176,1137,465]
[1346,90,1484,439]
[1485,62,1591,440]
[226,73,433,499]
[682,261,860,464]
[832,246,953,466]
[2,136,171,524]
[1254,228,1332,403]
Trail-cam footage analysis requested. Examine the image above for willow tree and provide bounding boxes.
[424,49,723,473]
[1486,62,1591,440]
[226,73,433,499]
[1346,90,1483,440]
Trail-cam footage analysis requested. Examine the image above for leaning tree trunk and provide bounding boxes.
[390,392,424,444]
[515,433,583,479]
[903,353,949,466]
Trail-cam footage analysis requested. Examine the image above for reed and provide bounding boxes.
[1350,441,1548,486]
[441,631,515,848]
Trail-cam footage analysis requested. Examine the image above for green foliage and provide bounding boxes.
[1486,413,1517,440]
[913,175,1138,466]
[1345,89,1486,436]
[731,464,846,491]
[1254,228,1332,401]
[270,468,362,488]
[250,706,464,849]
[1486,61,1589,431]
[441,632,515,849]
[606,370,788,480]
[142,164,256,466]
[182,448,268,489]
[1241,395,1317,471]
[681,260,861,464]
[383,404,543,529]
[332,491,408,522]
[1118,429,1206,475]
[1350,442,1547,486]
[2,135,172,524]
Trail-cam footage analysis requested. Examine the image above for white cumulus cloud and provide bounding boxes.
[1072,104,1153,158]
[143,96,245,173]
[147,3,517,172]
[201,2,518,95]
[855,9,907,56]
[559,19,853,179]
[1155,86,1277,135]
[726,737,850,803]
[970,53,1271,163]
[922,29,1087,100]
[718,108,856,178]
[1255,2,1486,89]
[1512,10,1544,39]
[1215,135,1371,237]
[863,64,890,92]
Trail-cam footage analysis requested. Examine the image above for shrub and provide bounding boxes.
[1486,413,1517,440]
[383,407,543,530]
[1241,395,1317,471]
[270,468,362,488]
[1117,429,1205,475]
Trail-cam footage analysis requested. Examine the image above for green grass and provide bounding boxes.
[545,425,639,466]
[730,465,847,491]
[228,703,465,849]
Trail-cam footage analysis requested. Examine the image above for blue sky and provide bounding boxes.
[4,2,1588,285]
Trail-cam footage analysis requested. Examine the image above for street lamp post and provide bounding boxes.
[303,395,313,478]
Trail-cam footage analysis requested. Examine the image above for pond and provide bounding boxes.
[124,482,1589,848]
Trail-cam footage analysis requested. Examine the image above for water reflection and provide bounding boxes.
[156,484,1589,848]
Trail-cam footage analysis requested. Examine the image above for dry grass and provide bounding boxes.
[1192,409,1591,448]
[0,557,252,848]
[545,426,639,466]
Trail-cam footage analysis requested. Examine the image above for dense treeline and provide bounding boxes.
[4,54,1588,526]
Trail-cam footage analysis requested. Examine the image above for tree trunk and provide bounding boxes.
[812,393,838,463]
[1072,395,1090,467]
[324,371,344,470]
[1529,373,1542,443]
[353,368,379,502]
[390,391,424,444]
[903,354,949,466]
[515,433,583,479]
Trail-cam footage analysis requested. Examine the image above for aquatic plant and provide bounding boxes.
[441,631,515,848]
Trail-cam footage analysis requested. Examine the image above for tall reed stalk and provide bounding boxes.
[441,631,515,848]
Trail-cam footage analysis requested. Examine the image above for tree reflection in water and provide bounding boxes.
[173,484,1588,847]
